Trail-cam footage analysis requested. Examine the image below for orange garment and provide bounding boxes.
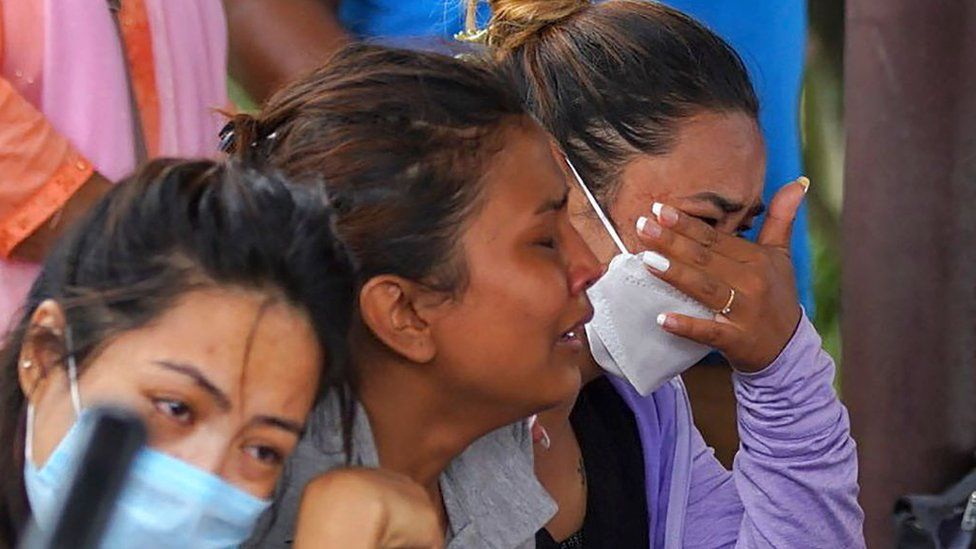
[0,0,158,258]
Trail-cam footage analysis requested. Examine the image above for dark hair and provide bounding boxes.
[471,0,759,205]
[0,159,355,544]
[226,43,527,293]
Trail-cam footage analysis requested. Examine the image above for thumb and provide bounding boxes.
[757,177,809,248]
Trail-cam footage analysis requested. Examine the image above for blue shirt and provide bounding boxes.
[337,0,813,311]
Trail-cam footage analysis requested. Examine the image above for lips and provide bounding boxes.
[556,304,595,348]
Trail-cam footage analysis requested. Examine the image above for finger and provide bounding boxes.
[757,177,809,248]
[641,250,734,312]
[656,312,739,349]
[636,215,750,279]
[651,202,757,261]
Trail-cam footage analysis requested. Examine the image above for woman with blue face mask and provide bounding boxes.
[0,159,443,548]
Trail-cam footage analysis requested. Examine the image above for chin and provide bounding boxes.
[533,362,583,411]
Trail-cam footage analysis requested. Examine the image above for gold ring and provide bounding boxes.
[716,288,736,316]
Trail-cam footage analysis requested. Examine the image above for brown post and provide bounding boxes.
[843,2,976,547]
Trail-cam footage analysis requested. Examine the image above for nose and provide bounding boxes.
[563,223,604,295]
[163,432,230,476]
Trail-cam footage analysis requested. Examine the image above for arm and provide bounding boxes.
[682,427,744,548]
[683,316,864,548]
[224,0,349,104]
[0,78,112,262]
[730,315,863,547]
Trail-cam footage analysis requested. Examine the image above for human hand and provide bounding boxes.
[634,178,809,372]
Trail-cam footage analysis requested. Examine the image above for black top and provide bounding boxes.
[535,377,650,549]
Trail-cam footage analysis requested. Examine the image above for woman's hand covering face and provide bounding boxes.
[635,179,809,372]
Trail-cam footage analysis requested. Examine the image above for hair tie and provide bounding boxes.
[218,121,236,153]
[218,122,278,155]
[454,27,489,45]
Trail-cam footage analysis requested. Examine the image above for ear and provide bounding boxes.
[358,275,449,364]
[18,299,68,405]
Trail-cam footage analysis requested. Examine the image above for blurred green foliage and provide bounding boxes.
[804,0,845,376]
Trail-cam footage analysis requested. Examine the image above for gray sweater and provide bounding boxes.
[246,397,555,548]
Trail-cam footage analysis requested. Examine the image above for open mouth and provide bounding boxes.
[559,327,582,343]
[556,303,594,350]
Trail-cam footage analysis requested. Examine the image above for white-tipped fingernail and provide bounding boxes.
[652,203,664,218]
[797,176,811,194]
[656,313,668,326]
[641,251,670,272]
[636,216,648,233]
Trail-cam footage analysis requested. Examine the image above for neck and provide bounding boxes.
[357,355,494,494]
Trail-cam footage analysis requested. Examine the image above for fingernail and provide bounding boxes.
[657,313,677,330]
[652,203,678,225]
[641,251,670,272]
[797,176,811,194]
[637,216,662,239]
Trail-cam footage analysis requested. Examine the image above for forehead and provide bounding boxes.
[620,111,766,205]
[91,288,321,403]
[475,122,566,224]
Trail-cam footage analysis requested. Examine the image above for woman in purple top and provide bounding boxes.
[474,0,865,547]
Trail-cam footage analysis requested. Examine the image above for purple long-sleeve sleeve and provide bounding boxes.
[681,316,865,548]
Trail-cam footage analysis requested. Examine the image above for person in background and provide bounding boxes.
[233,43,602,548]
[0,159,443,549]
[0,0,228,331]
[474,0,863,547]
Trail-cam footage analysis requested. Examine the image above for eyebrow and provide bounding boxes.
[535,189,569,215]
[153,360,232,412]
[248,415,305,436]
[153,360,305,436]
[689,191,767,218]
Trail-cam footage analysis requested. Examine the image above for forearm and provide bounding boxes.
[0,77,112,261]
[225,0,350,104]
[730,315,864,548]
[11,171,112,262]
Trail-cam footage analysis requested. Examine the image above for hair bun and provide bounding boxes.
[477,0,589,51]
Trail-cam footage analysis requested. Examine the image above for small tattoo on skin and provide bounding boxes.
[578,456,587,487]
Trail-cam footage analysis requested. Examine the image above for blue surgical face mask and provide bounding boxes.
[23,331,271,548]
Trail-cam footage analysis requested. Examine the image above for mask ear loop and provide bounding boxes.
[25,404,35,464]
[65,327,82,416]
[564,157,629,255]
[24,326,83,466]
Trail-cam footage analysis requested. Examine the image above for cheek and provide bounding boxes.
[479,257,567,331]
[437,263,564,366]
[610,190,679,254]
[28,390,76,468]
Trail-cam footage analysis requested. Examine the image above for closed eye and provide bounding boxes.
[536,237,557,249]
[691,215,719,228]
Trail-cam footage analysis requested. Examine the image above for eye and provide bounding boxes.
[244,444,284,467]
[153,398,194,425]
[535,237,557,249]
[691,215,719,228]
